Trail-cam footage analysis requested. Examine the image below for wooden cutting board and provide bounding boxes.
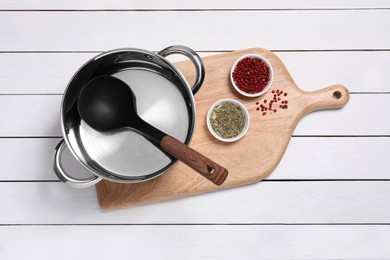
[95,48,349,210]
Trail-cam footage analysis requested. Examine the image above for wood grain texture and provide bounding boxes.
[2,51,390,94]
[95,48,349,209]
[160,135,228,186]
[2,137,389,181]
[2,182,390,224]
[1,225,390,260]
[1,94,387,137]
[2,0,390,10]
[1,10,389,51]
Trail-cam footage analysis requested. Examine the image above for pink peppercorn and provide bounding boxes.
[232,57,271,94]
[255,89,289,116]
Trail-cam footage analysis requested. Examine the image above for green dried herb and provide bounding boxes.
[210,102,245,139]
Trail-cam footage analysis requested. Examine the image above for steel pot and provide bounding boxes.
[53,45,204,188]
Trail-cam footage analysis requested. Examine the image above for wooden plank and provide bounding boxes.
[0,95,62,137]
[0,138,92,180]
[273,137,390,180]
[294,93,390,135]
[1,10,389,51]
[1,225,389,259]
[0,182,389,224]
[0,53,95,94]
[2,51,390,94]
[0,94,387,137]
[276,51,390,93]
[1,0,390,10]
[1,137,389,181]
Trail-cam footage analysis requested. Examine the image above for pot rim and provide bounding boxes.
[58,46,201,184]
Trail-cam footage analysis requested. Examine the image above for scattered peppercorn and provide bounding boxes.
[255,89,289,116]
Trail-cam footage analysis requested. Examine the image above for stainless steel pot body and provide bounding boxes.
[54,46,204,188]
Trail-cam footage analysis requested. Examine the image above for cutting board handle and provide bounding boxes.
[303,84,349,113]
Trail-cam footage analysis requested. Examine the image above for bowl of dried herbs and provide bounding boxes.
[206,98,250,142]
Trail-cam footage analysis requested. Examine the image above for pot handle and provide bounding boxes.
[158,45,205,95]
[53,139,102,188]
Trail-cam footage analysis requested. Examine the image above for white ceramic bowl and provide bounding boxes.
[206,98,250,142]
[230,54,274,97]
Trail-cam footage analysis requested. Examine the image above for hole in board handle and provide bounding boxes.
[333,91,342,99]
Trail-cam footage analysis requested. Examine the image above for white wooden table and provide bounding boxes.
[1,1,390,259]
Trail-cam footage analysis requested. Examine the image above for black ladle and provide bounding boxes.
[77,75,228,186]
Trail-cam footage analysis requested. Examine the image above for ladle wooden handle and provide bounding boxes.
[161,136,228,186]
